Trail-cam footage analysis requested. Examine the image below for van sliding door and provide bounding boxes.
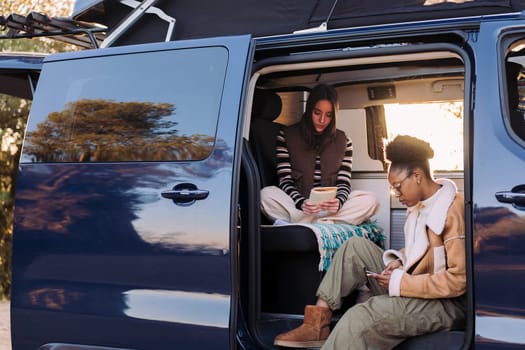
[12,35,253,350]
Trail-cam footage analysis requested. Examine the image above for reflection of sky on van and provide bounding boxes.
[384,103,464,171]
[130,166,231,251]
[476,315,525,345]
[124,289,230,328]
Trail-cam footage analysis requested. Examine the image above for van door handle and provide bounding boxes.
[161,183,209,206]
[496,185,525,210]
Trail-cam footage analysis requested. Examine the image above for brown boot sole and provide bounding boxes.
[273,338,326,348]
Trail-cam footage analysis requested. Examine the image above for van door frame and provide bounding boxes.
[243,34,475,348]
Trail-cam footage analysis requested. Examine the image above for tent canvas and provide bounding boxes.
[76,0,525,46]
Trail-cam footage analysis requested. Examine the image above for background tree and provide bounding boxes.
[0,0,77,54]
[0,0,75,299]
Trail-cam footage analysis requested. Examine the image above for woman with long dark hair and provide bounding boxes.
[260,83,379,225]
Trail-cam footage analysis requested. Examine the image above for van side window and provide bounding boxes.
[504,39,525,143]
[367,102,464,171]
[21,47,228,163]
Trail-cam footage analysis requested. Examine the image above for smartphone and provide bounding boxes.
[365,270,380,277]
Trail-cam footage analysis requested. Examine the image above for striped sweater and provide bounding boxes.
[276,128,353,209]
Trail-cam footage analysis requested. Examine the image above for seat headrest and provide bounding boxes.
[252,89,282,122]
[507,62,522,109]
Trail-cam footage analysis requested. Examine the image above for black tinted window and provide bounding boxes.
[22,46,227,162]
[504,39,525,144]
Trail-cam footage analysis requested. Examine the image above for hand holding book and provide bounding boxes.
[309,186,337,204]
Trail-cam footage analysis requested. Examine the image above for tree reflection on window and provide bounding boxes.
[24,99,214,162]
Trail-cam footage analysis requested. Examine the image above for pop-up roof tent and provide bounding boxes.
[71,0,525,47]
[2,0,525,49]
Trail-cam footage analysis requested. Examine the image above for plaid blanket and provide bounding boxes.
[297,222,384,271]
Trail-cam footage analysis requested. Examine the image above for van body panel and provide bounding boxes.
[471,20,525,347]
[11,35,253,350]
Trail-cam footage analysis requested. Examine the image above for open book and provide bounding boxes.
[309,186,337,204]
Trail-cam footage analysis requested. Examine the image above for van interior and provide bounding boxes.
[240,45,466,349]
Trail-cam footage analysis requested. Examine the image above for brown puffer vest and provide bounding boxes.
[283,123,347,198]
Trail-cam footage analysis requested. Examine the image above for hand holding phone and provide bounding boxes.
[365,270,380,277]
[365,268,392,289]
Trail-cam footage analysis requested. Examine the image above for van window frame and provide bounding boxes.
[21,45,229,163]
[248,40,475,348]
[499,30,525,148]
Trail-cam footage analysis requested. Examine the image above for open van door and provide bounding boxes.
[11,35,253,350]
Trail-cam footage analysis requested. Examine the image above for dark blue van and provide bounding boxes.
[4,1,525,349]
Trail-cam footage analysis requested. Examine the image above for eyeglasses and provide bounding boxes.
[390,173,412,197]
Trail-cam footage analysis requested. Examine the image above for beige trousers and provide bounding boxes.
[317,237,466,350]
[260,186,379,225]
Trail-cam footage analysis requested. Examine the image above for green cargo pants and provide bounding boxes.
[316,237,466,350]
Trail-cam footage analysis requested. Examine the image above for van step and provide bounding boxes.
[394,330,465,350]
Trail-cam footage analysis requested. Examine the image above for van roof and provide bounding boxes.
[71,0,525,46]
[72,0,104,23]
[4,0,525,50]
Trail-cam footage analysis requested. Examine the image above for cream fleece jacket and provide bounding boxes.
[384,179,466,298]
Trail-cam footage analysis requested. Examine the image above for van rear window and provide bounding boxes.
[21,46,228,163]
[504,38,525,145]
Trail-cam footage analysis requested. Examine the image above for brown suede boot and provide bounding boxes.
[273,305,332,348]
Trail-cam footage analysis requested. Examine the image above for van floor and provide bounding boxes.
[257,315,311,348]
[256,314,465,350]
[257,312,350,349]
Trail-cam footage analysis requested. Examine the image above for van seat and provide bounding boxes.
[249,88,284,190]
[249,89,383,314]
